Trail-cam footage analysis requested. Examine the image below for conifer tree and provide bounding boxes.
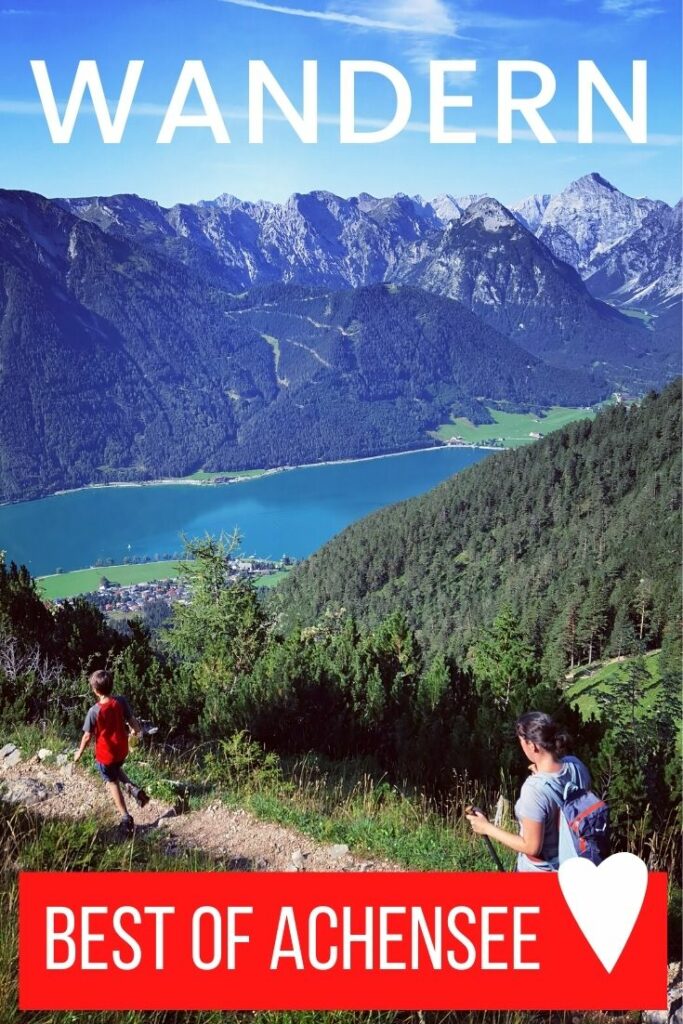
[467,605,539,711]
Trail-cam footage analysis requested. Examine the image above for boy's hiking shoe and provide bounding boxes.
[124,783,150,808]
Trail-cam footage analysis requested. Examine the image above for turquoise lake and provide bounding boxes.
[1,447,491,577]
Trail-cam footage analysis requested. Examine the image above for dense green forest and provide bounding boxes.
[1,538,680,846]
[209,285,604,472]
[278,381,681,673]
[1,383,680,866]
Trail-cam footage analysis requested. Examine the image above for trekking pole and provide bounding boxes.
[465,805,506,872]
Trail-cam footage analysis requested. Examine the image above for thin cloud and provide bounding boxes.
[600,0,664,17]
[0,99,46,112]
[563,0,664,16]
[219,0,457,36]
[458,11,576,31]
[350,0,457,35]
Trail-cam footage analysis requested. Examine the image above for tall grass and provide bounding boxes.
[120,732,516,872]
[1,804,582,1024]
[0,802,616,1024]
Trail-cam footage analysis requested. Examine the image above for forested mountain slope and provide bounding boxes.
[0,189,604,502]
[212,284,603,471]
[278,381,681,665]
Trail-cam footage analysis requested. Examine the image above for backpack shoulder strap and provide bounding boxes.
[542,782,564,809]
[539,769,582,808]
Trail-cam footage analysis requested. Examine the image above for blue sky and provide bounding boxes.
[0,0,680,206]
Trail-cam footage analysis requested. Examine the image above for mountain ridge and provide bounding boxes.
[55,175,681,387]
[2,176,680,501]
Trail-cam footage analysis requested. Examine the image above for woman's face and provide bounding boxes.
[519,734,538,763]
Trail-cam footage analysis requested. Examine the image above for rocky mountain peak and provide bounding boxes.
[572,172,618,193]
[511,193,552,233]
[534,174,671,274]
[459,197,520,232]
[429,193,483,224]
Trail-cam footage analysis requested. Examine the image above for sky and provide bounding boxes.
[0,0,680,206]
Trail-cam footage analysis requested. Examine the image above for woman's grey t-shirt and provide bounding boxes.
[514,755,591,871]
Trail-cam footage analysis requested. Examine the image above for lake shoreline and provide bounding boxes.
[6,444,493,583]
[5,441,505,509]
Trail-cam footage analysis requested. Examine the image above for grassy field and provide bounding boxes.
[565,650,662,719]
[184,468,268,481]
[256,570,290,589]
[433,405,597,448]
[38,561,184,600]
[620,307,656,329]
[38,562,291,600]
[0,725,517,1024]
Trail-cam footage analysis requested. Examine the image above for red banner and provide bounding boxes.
[19,870,667,1011]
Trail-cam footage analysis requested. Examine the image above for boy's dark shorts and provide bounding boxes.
[96,760,125,783]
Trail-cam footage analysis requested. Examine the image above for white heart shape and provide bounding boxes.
[558,852,648,973]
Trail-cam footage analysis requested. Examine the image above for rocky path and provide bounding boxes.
[0,743,398,873]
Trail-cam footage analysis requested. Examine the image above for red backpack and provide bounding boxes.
[94,697,129,765]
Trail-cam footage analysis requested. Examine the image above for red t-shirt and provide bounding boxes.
[83,696,131,765]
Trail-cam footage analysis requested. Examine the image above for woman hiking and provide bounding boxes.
[466,710,596,872]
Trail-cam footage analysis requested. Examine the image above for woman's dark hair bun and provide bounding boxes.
[516,711,571,757]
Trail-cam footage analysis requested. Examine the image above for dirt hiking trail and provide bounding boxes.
[0,745,397,873]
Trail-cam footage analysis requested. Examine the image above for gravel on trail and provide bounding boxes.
[0,748,398,873]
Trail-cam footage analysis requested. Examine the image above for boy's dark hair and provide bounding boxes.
[516,710,571,758]
[89,669,114,696]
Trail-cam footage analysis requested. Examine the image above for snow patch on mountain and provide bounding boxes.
[511,193,551,233]
[531,173,670,273]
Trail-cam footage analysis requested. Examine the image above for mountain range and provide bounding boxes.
[60,172,681,314]
[57,172,680,383]
[1,173,680,502]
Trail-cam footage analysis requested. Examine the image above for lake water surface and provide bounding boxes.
[1,447,491,577]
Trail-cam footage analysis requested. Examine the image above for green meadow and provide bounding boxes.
[38,562,291,600]
[38,561,184,600]
[566,651,662,719]
[257,570,290,589]
[433,405,597,448]
[184,468,268,481]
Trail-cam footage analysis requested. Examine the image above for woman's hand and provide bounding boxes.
[465,810,491,837]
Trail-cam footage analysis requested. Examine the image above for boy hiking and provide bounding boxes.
[74,669,150,835]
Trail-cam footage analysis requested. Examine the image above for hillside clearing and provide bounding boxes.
[566,651,662,719]
[433,405,597,448]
